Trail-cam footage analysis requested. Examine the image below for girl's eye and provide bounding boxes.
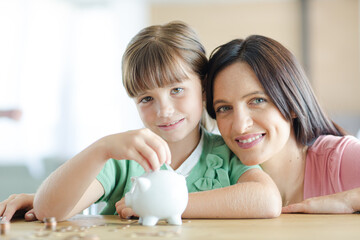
[251,98,266,105]
[215,106,232,113]
[139,96,153,103]
[171,87,184,94]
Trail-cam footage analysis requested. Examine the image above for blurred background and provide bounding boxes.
[0,0,359,201]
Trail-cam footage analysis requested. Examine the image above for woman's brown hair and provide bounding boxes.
[205,35,345,145]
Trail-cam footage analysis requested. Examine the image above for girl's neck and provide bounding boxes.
[260,132,308,206]
[168,125,201,170]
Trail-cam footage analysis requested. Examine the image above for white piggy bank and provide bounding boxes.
[125,170,188,226]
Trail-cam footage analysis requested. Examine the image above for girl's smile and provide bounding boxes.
[157,118,185,131]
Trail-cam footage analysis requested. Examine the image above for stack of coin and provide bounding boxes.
[43,217,57,231]
[0,220,10,235]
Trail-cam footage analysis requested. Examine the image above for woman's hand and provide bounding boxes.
[115,197,138,219]
[0,194,37,221]
[103,128,171,172]
[282,188,360,214]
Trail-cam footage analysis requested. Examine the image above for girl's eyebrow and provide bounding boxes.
[213,91,266,106]
[136,92,147,98]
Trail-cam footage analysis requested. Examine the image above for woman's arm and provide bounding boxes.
[284,136,360,214]
[116,168,282,219]
[282,187,360,214]
[183,168,282,218]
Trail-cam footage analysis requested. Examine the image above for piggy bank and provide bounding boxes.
[125,170,188,226]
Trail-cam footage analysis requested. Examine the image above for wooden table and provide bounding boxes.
[3,214,360,240]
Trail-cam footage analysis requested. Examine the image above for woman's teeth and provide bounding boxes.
[238,134,262,143]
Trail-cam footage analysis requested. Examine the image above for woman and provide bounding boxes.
[205,35,360,213]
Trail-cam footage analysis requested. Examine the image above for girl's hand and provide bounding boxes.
[0,194,37,221]
[115,197,138,219]
[282,189,359,214]
[102,128,171,172]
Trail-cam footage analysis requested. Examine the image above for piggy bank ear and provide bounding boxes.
[137,177,151,192]
[131,177,136,183]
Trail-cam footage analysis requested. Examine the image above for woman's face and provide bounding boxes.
[213,62,293,166]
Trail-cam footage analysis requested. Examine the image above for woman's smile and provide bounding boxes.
[235,133,265,149]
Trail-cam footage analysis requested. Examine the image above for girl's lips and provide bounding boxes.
[158,118,185,131]
[235,133,265,149]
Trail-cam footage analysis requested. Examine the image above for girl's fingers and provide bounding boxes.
[145,138,167,167]
[115,201,135,219]
[136,145,161,171]
[144,132,171,167]
[0,194,16,216]
[2,194,34,221]
[122,146,152,172]
[25,209,37,221]
[115,198,125,208]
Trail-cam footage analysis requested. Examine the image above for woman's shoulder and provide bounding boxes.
[309,134,359,153]
[305,135,360,198]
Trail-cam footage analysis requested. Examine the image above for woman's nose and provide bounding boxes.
[232,108,253,133]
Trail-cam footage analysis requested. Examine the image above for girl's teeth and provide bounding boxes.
[166,120,179,126]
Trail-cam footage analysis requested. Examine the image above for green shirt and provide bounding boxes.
[96,129,259,215]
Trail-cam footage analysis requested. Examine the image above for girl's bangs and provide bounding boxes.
[126,46,189,97]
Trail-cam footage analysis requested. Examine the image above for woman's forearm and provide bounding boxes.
[183,169,282,218]
[282,187,360,214]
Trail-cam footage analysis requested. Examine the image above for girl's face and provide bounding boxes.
[134,69,203,144]
[213,62,293,166]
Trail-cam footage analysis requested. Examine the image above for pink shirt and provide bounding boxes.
[304,135,360,199]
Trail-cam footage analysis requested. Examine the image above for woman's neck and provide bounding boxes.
[167,125,201,170]
[260,133,308,206]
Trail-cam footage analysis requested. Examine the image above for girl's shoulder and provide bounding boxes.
[202,129,225,145]
[201,130,236,165]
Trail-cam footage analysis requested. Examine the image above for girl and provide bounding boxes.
[1,23,281,222]
[205,35,360,213]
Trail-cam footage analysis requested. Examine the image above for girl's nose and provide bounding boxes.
[157,99,174,118]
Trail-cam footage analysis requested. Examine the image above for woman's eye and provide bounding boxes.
[171,88,184,94]
[251,98,266,105]
[215,106,232,113]
[140,96,153,103]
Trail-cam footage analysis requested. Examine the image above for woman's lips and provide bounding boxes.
[235,133,265,149]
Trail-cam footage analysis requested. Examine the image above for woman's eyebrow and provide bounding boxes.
[213,91,266,106]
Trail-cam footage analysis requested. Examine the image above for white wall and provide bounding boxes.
[0,0,147,177]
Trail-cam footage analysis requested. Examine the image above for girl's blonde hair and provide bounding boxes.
[122,21,215,130]
[122,21,207,97]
